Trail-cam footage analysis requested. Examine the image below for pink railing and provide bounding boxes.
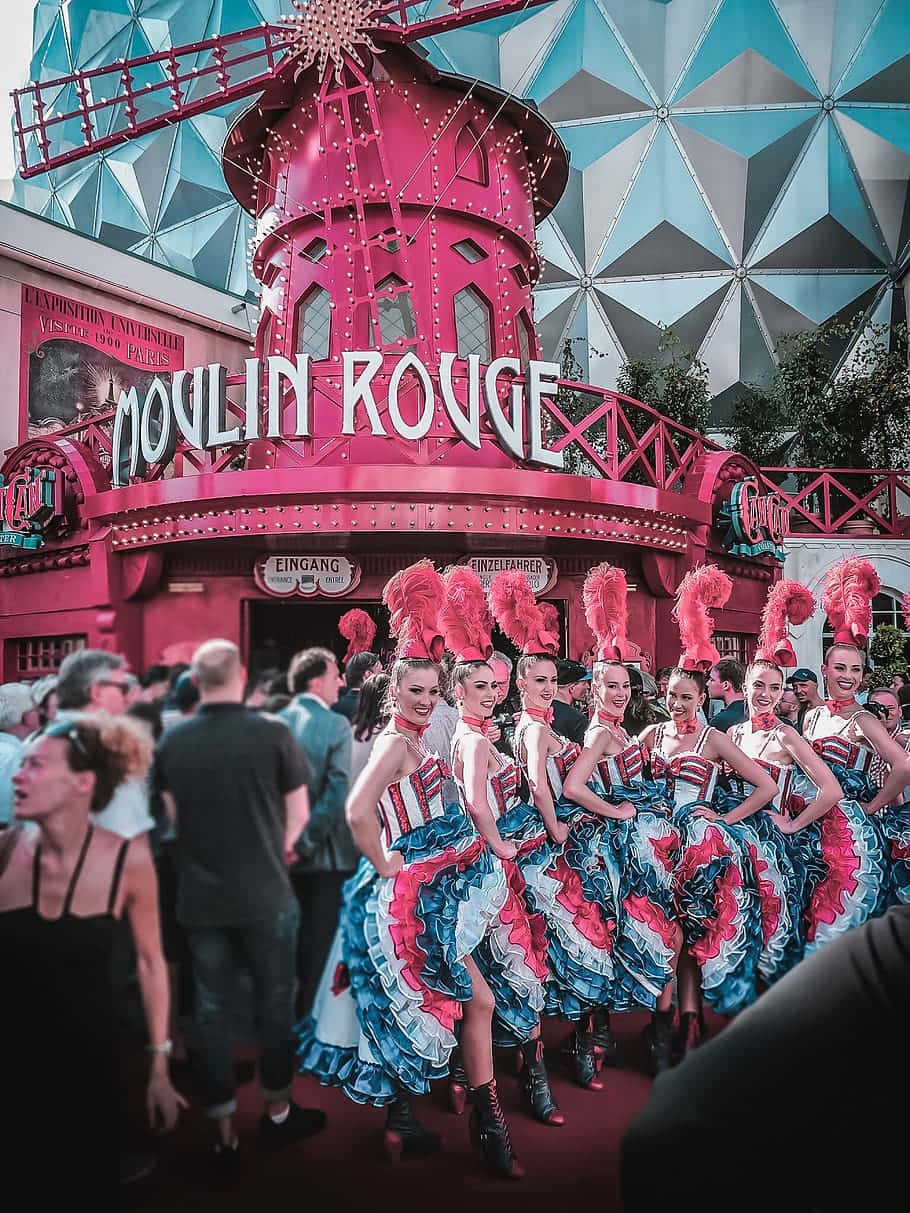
[759,468,910,537]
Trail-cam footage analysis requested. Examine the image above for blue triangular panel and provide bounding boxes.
[597,275,729,326]
[596,124,731,271]
[674,0,817,102]
[838,105,910,159]
[558,117,651,171]
[749,272,884,324]
[530,0,651,107]
[837,0,910,96]
[673,107,815,161]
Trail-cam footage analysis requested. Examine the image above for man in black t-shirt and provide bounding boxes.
[155,639,326,1160]
[552,659,591,744]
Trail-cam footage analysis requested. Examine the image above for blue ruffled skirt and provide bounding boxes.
[296,812,509,1105]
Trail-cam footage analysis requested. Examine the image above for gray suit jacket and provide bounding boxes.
[280,694,357,873]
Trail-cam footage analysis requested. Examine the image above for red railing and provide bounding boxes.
[759,468,910,537]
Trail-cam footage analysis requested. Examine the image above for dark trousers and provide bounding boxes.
[622,904,910,1212]
[186,903,299,1118]
[291,869,350,1018]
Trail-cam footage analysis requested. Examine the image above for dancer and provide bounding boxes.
[639,566,777,1048]
[440,566,556,1128]
[490,567,617,1092]
[719,580,842,984]
[563,563,684,1075]
[799,558,910,931]
[297,560,526,1179]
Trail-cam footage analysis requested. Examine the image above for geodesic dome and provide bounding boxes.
[14,0,910,419]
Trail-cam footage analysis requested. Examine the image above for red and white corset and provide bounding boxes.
[596,739,647,791]
[546,739,581,800]
[729,757,794,813]
[651,752,718,807]
[487,758,523,820]
[378,754,457,847]
[809,735,873,774]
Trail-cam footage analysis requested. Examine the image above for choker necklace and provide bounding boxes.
[674,718,698,736]
[526,706,553,725]
[461,713,491,735]
[826,697,858,713]
[393,712,429,739]
[751,712,778,732]
[597,711,624,727]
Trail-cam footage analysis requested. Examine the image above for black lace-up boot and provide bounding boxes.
[646,1008,677,1076]
[562,1012,605,1090]
[591,1006,619,1069]
[469,1079,524,1180]
[383,1093,443,1162]
[517,1038,565,1126]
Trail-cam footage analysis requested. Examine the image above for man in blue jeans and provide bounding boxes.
[156,639,326,1161]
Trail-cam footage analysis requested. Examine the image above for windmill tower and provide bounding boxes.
[14,0,568,471]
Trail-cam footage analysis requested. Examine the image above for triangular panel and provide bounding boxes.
[750,271,885,325]
[596,275,730,328]
[837,0,910,99]
[582,120,655,270]
[596,125,731,272]
[594,288,661,356]
[837,110,910,257]
[548,167,586,269]
[673,0,818,103]
[559,116,652,173]
[601,220,732,276]
[540,71,652,123]
[676,48,817,107]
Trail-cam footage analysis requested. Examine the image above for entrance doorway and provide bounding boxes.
[247,599,392,678]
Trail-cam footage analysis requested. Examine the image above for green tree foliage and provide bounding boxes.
[869,623,909,691]
[615,328,711,434]
[725,321,910,472]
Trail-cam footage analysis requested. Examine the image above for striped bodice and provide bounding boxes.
[378,753,459,847]
[546,739,581,800]
[651,726,719,807]
[803,708,874,774]
[728,724,794,811]
[487,758,524,820]
[596,738,648,791]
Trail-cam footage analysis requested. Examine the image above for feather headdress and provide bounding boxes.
[488,569,559,656]
[383,559,445,661]
[440,566,493,662]
[755,580,815,668]
[337,608,377,665]
[903,589,910,636]
[539,601,561,643]
[821,556,880,649]
[672,564,732,671]
[582,563,631,662]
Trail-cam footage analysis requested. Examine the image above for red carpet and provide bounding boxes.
[122,1011,724,1213]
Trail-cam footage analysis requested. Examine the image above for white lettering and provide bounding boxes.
[112,387,141,487]
[483,358,524,462]
[386,351,434,441]
[527,360,564,470]
[243,357,261,440]
[439,353,481,449]
[139,377,175,465]
[267,354,310,438]
[342,351,386,436]
[204,364,239,448]
[170,367,205,448]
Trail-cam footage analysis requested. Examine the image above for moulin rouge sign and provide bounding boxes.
[720,477,789,562]
[111,352,567,485]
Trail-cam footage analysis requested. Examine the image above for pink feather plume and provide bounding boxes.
[672,564,732,671]
[903,589,910,635]
[755,580,815,668]
[383,559,445,661]
[337,608,376,664]
[440,566,493,662]
[539,602,560,641]
[488,569,558,655]
[821,556,880,648]
[582,563,631,662]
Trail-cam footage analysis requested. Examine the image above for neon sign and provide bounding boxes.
[720,477,789,562]
[111,352,565,486]
[0,467,62,549]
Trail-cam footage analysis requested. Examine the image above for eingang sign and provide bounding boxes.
[111,351,566,485]
[255,554,361,597]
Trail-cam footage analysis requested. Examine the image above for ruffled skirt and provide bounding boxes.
[672,805,762,1015]
[874,802,910,907]
[296,814,517,1105]
[597,780,682,1012]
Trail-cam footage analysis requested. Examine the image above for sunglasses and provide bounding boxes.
[95,676,135,693]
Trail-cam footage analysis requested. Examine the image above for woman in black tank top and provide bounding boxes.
[0,714,185,1197]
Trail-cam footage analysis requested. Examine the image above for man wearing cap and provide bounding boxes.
[789,668,823,735]
[552,659,591,745]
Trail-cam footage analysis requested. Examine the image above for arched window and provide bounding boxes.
[455,123,488,186]
[373,274,416,346]
[455,286,493,361]
[296,285,331,360]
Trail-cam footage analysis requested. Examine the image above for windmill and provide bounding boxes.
[13,0,569,474]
